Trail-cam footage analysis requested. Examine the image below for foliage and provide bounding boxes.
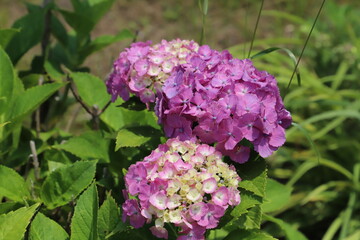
[0,0,359,239]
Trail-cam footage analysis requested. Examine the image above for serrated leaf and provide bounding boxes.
[0,28,19,48]
[0,46,14,115]
[98,194,125,239]
[70,72,110,109]
[263,179,292,213]
[263,214,308,240]
[243,204,262,229]
[0,203,40,240]
[0,164,30,202]
[40,160,97,209]
[29,212,69,240]
[115,128,151,150]
[70,183,98,240]
[223,229,277,240]
[5,5,45,64]
[238,158,267,197]
[53,131,110,163]
[231,190,263,218]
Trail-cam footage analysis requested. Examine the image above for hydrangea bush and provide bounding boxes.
[106,39,293,239]
[122,138,241,239]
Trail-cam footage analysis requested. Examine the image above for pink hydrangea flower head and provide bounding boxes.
[122,138,241,239]
[107,39,199,105]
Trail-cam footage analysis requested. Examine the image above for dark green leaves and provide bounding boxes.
[40,160,97,209]
[238,158,267,198]
[60,0,115,40]
[0,28,19,48]
[29,213,69,240]
[5,5,45,64]
[0,165,30,202]
[70,183,98,240]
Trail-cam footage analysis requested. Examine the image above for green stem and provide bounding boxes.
[247,0,264,58]
[287,0,326,89]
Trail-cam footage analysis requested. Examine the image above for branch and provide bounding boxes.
[67,75,95,117]
[29,140,40,181]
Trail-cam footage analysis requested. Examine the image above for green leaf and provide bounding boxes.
[0,202,23,215]
[50,15,68,47]
[242,204,262,229]
[0,46,14,115]
[60,0,115,39]
[263,179,292,213]
[100,98,160,131]
[44,61,64,82]
[70,72,110,109]
[238,158,267,198]
[0,203,40,240]
[29,212,69,240]
[8,82,66,122]
[98,193,125,239]
[0,28,19,48]
[0,165,30,202]
[79,29,134,61]
[230,190,263,218]
[115,128,151,150]
[224,229,276,240]
[40,160,97,209]
[5,5,45,64]
[53,131,110,163]
[263,214,308,240]
[70,183,98,240]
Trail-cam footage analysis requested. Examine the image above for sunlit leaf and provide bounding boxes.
[70,183,98,240]
[40,160,97,209]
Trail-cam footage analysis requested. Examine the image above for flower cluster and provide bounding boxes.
[155,46,292,161]
[107,39,292,162]
[122,138,241,240]
[106,39,199,104]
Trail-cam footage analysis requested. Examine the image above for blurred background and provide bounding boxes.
[1,0,360,239]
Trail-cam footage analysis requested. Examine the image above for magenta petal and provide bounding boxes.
[269,126,286,147]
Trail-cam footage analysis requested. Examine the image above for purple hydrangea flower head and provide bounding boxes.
[153,43,292,161]
[122,138,241,239]
[108,39,292,161]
